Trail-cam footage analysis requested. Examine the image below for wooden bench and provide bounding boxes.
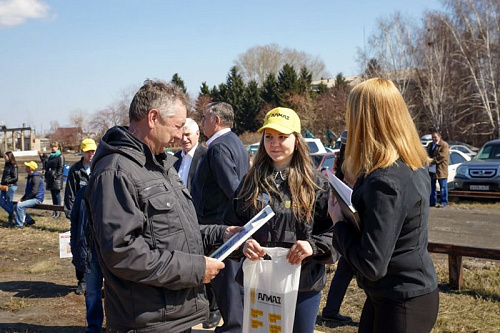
[427,242,500,290]
[13,201,65,212]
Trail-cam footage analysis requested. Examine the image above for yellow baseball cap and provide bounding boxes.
[258,107,301,134]
[24,161,38,170]
[81,138,97,152]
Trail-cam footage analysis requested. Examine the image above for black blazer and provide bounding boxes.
[333,160,437,299]
[173,144,207,192]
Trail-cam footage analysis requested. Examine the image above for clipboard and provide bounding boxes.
[326,169,361,232]
[210,205,275,261]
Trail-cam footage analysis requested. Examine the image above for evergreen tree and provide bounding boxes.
[261,73,280,107]
[298,66,313,96]
[278,64,298,106]
[241,80,263,132]
[171,73,187,93]
[215,67,245,133]
[199,82,210,95]
[335,72,349,89]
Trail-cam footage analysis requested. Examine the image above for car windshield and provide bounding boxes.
[311,155,323,167]
[475,144,500,160]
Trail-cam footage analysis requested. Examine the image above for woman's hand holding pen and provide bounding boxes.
[328,194,343,226]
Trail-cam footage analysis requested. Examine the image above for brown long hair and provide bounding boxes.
[4,151,17,166]
[237,132,321,223]
[344,78,430,178]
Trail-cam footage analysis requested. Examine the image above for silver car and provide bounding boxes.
[454,139,500,192]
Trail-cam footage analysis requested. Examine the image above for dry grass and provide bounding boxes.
[448,200,500,210]
[0,296,30,312]
[0,205,499,332]
[315,255,500,333]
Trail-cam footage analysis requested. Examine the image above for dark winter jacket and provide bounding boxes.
[333,160,438,299]
[21,171,44,202]
[45,152,65,190]
[70,186,92,273]
[64,158,90,218]
[191,131,250,225]
[85,126,228,333]
[226,170,337,292]
[1,163,18,186]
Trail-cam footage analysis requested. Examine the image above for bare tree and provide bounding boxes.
[361,12,418,104]
[442,0,500,139]
[234,44,329,85]
[414,13,457,136]
[89,87,135,138]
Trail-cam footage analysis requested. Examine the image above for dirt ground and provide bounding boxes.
[0,155,499,332]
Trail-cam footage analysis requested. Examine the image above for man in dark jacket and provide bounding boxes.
[85,79,234,333]
[14,161,44,228]
[191,102,250,333]
[65,138,97,295]
[70,186,104,333]
[174,118,207,192]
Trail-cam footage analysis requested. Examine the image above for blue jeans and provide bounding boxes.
[430,174,448,206]
[0,185,17,219]
[293,290,322,333]
[322,257,354,317]
[85,252,104,333]
[14,198,41,227]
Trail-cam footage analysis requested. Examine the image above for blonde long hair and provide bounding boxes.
[344,78,430,178]
[237,132,320,224]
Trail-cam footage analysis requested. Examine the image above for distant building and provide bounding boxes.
[311,75,363,91]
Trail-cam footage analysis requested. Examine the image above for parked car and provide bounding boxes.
[246,143,259,155]
[449,144,477,158]
[454,139,500,191]
[247,138,327,155]
[311,152,337,171]
[421,134,432,147]
[447,150,472,189]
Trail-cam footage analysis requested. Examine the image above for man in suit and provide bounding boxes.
[191,102,250,333]
[174,118,207,192]
[427,131,450,207]
[173,118,218,329]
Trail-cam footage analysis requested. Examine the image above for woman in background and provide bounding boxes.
[0,151,18,225]
[227,107,336,333]
[329,78,439,333]
[44,141,65,218]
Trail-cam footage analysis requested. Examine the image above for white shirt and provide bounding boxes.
[206,128,231,147]
[178,142,199,186]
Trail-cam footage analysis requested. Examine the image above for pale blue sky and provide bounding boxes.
[0,0,444,134]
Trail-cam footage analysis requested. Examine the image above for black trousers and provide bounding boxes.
[359,288,439,333]
[210,259,244,333]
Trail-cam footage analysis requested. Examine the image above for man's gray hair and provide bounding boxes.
[129,79,189,122]
[206,102,234,127]
[184,118,199,132]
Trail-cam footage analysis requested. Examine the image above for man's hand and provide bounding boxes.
[203,257,225,284]
[223,226,244,242]
[0,184,8,192]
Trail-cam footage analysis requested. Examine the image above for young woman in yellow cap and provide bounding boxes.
[226,107,337,333]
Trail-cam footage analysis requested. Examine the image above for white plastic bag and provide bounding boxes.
[242,247,301,333]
